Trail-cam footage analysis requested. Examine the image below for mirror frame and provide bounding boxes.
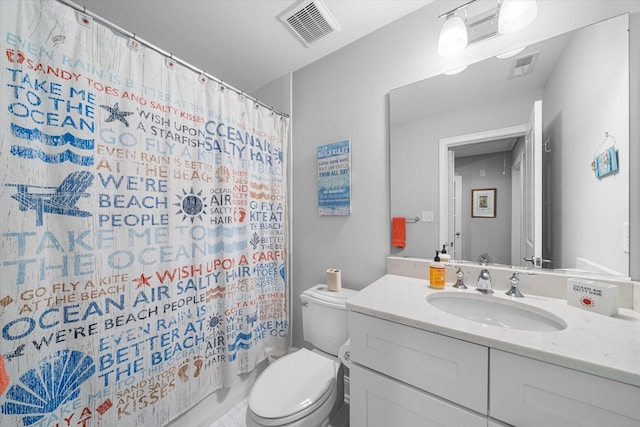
[438,125,527,251]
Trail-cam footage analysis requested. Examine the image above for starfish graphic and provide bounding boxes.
[133,273,152,288]
[101,102,133,127]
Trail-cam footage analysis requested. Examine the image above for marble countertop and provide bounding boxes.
[346,274,640,387]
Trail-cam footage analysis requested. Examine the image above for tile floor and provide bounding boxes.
[208,397,350,427]
[208,398,247,427]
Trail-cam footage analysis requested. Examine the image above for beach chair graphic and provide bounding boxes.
[5,171,94,226]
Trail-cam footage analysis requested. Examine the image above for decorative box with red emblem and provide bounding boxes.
[567,278,618,317]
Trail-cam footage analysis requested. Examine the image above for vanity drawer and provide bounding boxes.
[490,349,640,427]
[349,311,488,414]
[350,363,487,427]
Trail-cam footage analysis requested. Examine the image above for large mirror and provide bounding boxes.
[390,14,629,278]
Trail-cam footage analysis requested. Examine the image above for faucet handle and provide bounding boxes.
[444,263,468,289]
[506,271,536,298]
[453,267,467,289]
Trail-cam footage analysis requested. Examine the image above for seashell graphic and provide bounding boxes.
[216,166,231,183]
[1,349,95,426]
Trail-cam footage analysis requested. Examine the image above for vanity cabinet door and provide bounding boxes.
[349,311,489,414]
[490,349,640,426]
[350,364,487,427]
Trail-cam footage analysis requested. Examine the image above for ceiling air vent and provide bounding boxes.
[279,0,341,48]
[508,51,540,79]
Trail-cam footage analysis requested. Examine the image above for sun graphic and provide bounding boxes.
[174,188,208,223]
[209,314,220,329]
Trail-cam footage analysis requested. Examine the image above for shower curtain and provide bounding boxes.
[0,1,289,426]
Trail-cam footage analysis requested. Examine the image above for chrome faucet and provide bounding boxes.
[476,265,493,294]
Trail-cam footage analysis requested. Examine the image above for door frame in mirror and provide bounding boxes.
[438,124,528,256]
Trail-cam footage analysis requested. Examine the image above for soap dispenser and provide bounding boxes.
[439,244,451,264]
[429,251,445,289]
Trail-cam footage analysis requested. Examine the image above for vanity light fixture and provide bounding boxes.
[498,0,538,35]
[437,13,468,57]
[437,0,537,57]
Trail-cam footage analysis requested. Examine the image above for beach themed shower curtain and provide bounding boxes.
[0,1,289,425]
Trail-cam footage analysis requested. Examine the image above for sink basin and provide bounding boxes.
[427,292,567,332]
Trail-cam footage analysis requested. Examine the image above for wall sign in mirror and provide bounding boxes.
[390,14,630,278]
[592,133,620,179]
[472,189,496,218]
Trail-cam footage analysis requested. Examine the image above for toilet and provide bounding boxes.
[246,284,357,427]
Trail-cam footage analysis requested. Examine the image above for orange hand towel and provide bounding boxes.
[392,217,406,248]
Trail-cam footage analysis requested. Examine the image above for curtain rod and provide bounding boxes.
[56,0,290,119]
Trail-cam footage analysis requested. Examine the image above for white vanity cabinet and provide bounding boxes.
[349,311,640,427]
[490,349,640,427]
[350,364,487,427]
[348,311,488,426]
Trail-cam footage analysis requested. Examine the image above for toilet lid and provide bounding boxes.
[303,284,359,307]
[249,348,336,419]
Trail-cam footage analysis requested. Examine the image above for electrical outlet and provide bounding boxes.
[422,211,434,222]
[623,222,629,254]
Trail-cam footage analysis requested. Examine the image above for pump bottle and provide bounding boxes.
[439,244,451,264]
[429,250,445,289]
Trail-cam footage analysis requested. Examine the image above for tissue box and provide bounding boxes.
[567,278,618,316]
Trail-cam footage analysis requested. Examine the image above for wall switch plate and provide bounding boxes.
[623,222,630,254]
[422,211,434,222]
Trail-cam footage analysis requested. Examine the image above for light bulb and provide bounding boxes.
[498,0,538,35]
[438,15,468,57]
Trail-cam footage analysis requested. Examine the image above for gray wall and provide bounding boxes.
[285,1,640,349]
[252,73,292,117]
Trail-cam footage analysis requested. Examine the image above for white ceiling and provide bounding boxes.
[78,0,433,93]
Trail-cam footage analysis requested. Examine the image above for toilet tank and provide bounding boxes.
[301,284,358,356]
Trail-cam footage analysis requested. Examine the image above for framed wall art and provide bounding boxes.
[472,188,496,218]
[317,140,351,215]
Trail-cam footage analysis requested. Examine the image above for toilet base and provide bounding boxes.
[327,402,349,427]
[246,363,346,427]
[246,399,348,427]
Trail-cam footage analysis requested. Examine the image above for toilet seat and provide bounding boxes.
[248,348,338,426]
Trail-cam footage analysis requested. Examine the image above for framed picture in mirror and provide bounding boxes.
[472,188,496,218]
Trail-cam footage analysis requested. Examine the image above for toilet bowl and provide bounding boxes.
[246,285,357,427]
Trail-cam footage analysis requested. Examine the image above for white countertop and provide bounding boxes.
[346,274,640,387]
